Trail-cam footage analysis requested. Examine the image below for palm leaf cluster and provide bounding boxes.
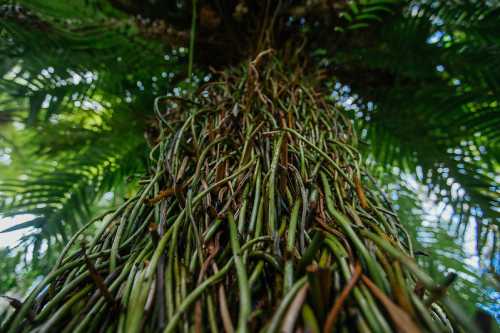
[374,170,499,319]
[0,0,185,252]
[329,1,500,254]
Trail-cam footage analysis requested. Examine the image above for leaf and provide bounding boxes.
[348,1,359,14]
[347,23,370,30]
[0,218,44,233]
[339,11,353,22]
[355,13,382,22]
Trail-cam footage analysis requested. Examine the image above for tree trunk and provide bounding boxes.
[2,53,471,333]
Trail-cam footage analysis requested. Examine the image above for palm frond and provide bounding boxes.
[327,0,500,250]
[369,170,499,318]
[0,122,146,249]
[0,1,183,254]
[0,2,180,124]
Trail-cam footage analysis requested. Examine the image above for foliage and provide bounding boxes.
[319,1,500,257]
[0,248,24,294]
[0,0,498,327]
[372,168,499,321]
[1,0,498,255]
[0,0,184,250]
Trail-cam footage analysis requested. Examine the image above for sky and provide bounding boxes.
[0,214,34,249]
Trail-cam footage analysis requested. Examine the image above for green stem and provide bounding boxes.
[188,0,197,79]
[228,212,251,333]
[267,277,307,333]
[163,260,233,333]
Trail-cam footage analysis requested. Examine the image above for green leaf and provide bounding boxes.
[0,218,43,233]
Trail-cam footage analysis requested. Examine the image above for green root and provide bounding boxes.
[2,55,474,333]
